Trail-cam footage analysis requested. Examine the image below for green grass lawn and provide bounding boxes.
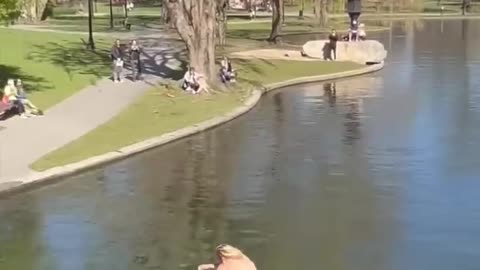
[0,28,112,109]
[31,59,362,171]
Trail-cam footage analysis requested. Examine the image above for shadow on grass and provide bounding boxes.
[0,65,50,94]
[27,39,112,81]
[133,37,188,81]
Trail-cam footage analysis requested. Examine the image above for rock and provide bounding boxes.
[302,40,387,64]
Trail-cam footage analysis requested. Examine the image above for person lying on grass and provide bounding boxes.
[220,56,236,84]
[16,79,43,116]
[3,79,28,119]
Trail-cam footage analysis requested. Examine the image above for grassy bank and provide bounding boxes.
[0,28,112,109]
[31,59,362,171]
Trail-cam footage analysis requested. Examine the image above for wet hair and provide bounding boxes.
[215,244,244,260]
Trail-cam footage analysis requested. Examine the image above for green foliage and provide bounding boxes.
[0,0,20,24]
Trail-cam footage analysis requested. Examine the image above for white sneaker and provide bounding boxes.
[20,114,28,119]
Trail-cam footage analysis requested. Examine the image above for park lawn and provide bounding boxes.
[0,28,112,109]
[31,59,362,171]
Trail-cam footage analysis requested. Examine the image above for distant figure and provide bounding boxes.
[350,20,358,41]
[182,67,201,94]
[342,30,351,41]
[127,1,134,11]
[129,39,142,81]
[111,39,124,82]
[249,7,256,20]
[220,56,236,83]
[3,79,27,118]
[198,244,257,270]
[16,79,43,116]
[358,23,366,40]
[328,29,339,60]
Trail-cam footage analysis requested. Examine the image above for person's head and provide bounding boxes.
[16,79,22,86]
[352,20,357,26]
[7,79,14,87]
[215,244,244,262]
[131,39,137,46]
[331,29,336,34]
[115,39,121,47]
[189,66,195,73]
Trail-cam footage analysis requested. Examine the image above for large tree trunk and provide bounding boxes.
[166,0,217,81]
[217,0,228,47]
[21,0,48,22]
[268,0,283,43]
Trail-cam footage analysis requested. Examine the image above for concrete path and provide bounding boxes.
[0,34,184,183]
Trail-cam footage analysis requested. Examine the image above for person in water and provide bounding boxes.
[198,244,257,270]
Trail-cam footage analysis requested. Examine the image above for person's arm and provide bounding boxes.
[197,264,215,270]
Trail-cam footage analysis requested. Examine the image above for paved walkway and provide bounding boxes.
[0,33,184,184]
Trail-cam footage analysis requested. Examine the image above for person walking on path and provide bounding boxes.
[328,29,339,60]
[111,39,124,83]
[198,244,257,270]
[129,39,142,81]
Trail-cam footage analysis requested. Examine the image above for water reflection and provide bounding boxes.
[2,19,480,270]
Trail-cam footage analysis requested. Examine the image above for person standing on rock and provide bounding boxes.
[328,29,339,60]
[198,244,257,270]
[129,39,142,81]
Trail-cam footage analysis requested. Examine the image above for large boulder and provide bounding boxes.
[302,40,387,64]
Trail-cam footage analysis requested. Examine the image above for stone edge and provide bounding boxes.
[0,62,384,196]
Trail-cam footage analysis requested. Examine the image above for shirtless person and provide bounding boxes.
[198,244,256,270]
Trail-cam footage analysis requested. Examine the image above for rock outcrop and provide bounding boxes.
[302,40,387,64]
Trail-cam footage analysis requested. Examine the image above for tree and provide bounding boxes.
[0,0,20,23]
[20,0,48,22]
[314,0,327,26]
[217,0,228,47]
[165,0,217,81]
[268,0,283,43]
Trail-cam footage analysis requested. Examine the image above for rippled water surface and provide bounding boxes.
[2,20,480,270]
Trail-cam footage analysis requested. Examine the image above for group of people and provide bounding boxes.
[327,22,367,61]
[110,39,142,83]
[2,79,42,119]
[182,56,236,94]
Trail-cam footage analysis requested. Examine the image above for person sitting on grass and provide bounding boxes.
[16,79,43,116]
[220,56,236,83]
[3,79,27,119]
[182,67,201,94]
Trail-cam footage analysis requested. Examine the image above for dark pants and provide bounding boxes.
[13,100,25,115]
[131,60,141,80]
[330,45,337,60]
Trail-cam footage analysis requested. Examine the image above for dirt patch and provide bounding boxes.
[231,49,320,61]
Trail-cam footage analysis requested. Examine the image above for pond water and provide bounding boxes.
[1,19,480,270]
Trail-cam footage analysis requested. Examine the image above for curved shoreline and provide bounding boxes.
[0,62,384,196]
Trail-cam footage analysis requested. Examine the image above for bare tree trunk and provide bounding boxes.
[21,0,48,22]
[320,0,327,26]
[166,0,217,81]
[268,0,283,43]
[217,0,228,47]
[314,0,327,26]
